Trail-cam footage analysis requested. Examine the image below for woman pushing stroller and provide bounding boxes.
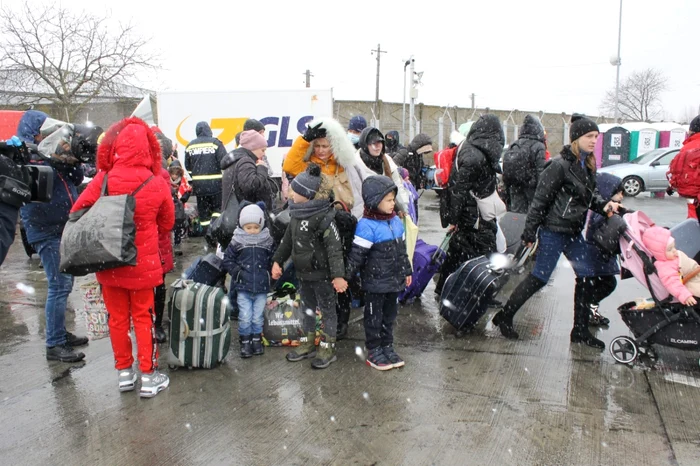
[491,115,622,349]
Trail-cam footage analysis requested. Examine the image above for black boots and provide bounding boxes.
[46,345,85,362]
[239,336,253,358]
[492,311,519,340]
[251,334,264,356]
[571,278,605,349]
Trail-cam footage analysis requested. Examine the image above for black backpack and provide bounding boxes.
[502,142,531,187]
[319,201,357,258]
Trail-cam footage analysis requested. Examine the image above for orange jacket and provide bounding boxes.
[283,136,346,177]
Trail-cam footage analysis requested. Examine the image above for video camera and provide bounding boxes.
[0,138,53,207]
[40,119,103,164]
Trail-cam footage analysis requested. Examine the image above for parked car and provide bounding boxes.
[598,148,679,197]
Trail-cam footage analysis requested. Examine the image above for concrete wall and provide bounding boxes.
[334,100,616,156]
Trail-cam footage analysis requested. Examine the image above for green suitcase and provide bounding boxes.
[167,279,231,369]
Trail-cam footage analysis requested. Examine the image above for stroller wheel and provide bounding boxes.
[610,336,638,365]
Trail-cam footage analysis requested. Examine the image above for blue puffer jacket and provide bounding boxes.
[20,162,84,245]
[223,226,275,294]
[578,172,622,278]
[346,215,412,293]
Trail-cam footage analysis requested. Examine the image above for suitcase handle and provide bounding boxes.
[431,232,453,263]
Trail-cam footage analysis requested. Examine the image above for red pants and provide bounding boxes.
[102,286,158,373]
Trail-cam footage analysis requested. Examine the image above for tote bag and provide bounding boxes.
[59,174,152,276]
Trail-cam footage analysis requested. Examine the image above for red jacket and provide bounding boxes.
[158,168,174,274]
[71,118,175,290]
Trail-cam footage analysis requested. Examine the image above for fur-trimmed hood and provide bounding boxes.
[97,117,162,175]
[303,117,356,169]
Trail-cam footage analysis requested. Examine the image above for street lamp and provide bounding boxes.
[402,56,413,143]
[611,0,623,122]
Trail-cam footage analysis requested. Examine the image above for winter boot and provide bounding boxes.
[65,331,89,347]
[311,337,337,369]
[571,278,605,349]
[46,345,85,363]
[336,323,349,341]
[588,304,610,326]
[251,334,264,356]
[286,332,317,362]
[155,326,167,344]
[239,335,253,358]
[491,310,519,340]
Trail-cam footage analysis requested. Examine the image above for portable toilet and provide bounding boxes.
[651,122,686,150]
[600,126,631,167]
[594,124,618,167]
[622,122,659,160]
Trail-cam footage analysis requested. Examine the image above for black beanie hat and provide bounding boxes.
[690,115,700,134]
[569,114,599,142]
[291,163,322,200]
[244,119,265,133]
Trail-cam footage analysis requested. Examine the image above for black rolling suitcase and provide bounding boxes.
[439,247,532,331]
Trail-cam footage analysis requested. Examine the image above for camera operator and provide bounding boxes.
[18,110,88,363]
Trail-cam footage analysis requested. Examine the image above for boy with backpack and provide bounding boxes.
[223,202,275,358]
[271,164,348,369]
[345,176,413,370]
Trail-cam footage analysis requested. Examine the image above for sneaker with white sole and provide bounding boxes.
[140,371,169,398]
[382,345,405,368]
[118,368,137,392]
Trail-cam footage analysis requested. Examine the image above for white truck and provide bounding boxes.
[156,89,334,177]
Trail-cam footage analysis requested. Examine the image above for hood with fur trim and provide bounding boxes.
[97,117,162,175]
[303,117,356,169]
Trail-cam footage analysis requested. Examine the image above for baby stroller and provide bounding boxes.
[609,211,700,366]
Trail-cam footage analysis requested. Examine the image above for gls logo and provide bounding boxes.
[176,115,314,149]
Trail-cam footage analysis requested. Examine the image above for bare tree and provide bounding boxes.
[600,68,668,122]
[678,105,700,124]
[0,2,158,121]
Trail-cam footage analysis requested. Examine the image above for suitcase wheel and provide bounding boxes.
[168,364,179,371]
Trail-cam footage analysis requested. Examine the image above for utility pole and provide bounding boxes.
[470,93,476,110]
[371,44,387,119]
[303,69,313,88]
[614,0,623,122]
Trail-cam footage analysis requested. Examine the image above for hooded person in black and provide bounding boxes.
[394,133,433,189]
[435,114,505,296]
[503,114,546,214]
[385,130,404,156]
[184,121,228,229]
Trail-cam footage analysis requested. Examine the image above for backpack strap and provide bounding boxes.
[132,176,154,196]
[100,173,109,196]
[318,208,336,234]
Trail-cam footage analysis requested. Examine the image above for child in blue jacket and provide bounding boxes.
[222,202,274,358]
[346,176,412,371]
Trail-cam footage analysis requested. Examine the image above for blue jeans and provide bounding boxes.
[236,291,267,336]
[34,237,74,347]
[531,229,590,283]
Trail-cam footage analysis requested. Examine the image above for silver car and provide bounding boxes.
[598,148,679,197]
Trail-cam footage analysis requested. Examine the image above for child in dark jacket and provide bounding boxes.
[346,176,413,371]
[271,164,348,369]
[223,202,275,358]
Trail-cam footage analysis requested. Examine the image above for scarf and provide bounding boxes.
[360,149,385,175]
[170,176,181,189]
[231,226,274,248]
[288,198,331,219]
[363,206,396,221]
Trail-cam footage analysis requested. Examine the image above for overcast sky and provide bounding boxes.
[4,0,700,121]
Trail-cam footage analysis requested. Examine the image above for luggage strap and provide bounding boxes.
[186,325,229,338]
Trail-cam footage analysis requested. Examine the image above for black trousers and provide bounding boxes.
[299,279,337,337]
[364,291,399,350]
[0,202,19,266]
[196,192,222,226]
[154,274,166,328]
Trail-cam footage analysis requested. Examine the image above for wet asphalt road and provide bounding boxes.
[0,192,699,466]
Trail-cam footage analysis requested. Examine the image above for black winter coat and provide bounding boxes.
[184,122,227,196]
[505,115,547,189]
[446,114,504,229]
[272,201,345,282]
[523,146,608,244]
[394,133,432,188]
[220,148,274,211]
[222,229,275,294]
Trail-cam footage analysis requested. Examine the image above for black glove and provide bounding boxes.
[302,122,326,142]
[666,186,674,196]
